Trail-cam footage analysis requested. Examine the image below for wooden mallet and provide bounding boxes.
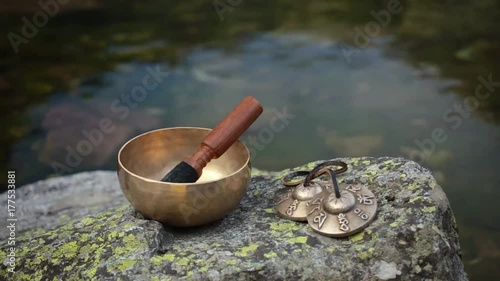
[161,96,263,183]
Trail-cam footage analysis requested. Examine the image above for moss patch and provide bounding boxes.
[236,244,260,257]
[286,236,308,244]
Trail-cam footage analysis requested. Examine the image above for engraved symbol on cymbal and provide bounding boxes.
[306,169,378,238]
[276,181,328,221]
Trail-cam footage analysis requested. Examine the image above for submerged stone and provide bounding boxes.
[0,157,468,280]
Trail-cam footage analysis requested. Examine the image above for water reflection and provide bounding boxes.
[2,0,500,280]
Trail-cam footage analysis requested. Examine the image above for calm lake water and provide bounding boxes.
[2,1,500,279]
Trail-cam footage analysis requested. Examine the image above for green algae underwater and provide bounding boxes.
[1,0,500,280]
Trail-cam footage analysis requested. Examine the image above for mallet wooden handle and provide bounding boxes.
[185,96,263,177]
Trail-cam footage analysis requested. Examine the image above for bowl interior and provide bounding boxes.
[119,127,250,183]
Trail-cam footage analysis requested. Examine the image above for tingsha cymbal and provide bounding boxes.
[276,181,328,221]
[276,161,347,221]
[307,169,377,238]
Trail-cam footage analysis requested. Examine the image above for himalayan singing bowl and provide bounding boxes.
[117,127,251,227]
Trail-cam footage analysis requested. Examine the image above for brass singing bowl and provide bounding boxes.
[117,127,251,227]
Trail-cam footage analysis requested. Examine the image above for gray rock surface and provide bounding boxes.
[0,157,468,280]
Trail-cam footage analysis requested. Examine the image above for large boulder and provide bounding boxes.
[0,157,468,280]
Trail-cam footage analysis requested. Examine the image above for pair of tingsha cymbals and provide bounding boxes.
[276,161,378,238]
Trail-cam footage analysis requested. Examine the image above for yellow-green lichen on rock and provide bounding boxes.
[0,157,467,280]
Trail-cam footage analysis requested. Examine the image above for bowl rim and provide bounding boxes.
[117,127,251,186]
